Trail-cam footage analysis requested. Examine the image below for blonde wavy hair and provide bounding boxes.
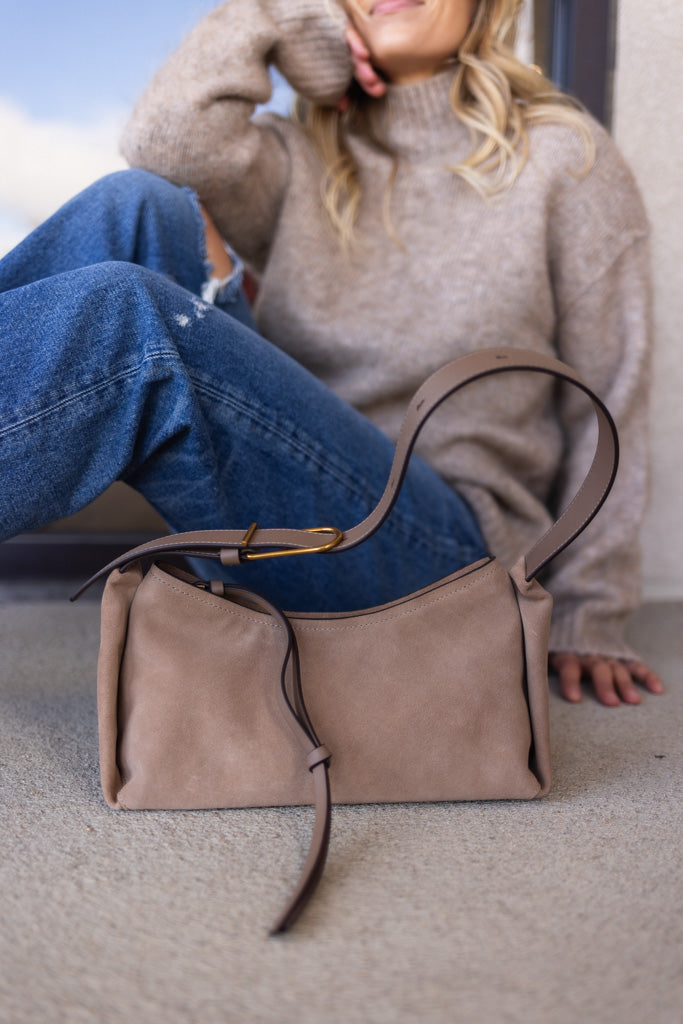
[295,0,596,244]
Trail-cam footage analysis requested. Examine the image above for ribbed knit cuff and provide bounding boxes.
[549,608,640,662]
[261,0,352,104]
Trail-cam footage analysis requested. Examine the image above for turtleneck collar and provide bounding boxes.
[365,67,470,158]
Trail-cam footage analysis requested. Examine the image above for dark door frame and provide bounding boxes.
[534,0,615,127]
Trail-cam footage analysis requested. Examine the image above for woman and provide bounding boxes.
[0,0,662,705]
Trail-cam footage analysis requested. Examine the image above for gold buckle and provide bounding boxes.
[240,524,343,561]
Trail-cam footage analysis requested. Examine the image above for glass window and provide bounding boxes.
[533,0,614,126]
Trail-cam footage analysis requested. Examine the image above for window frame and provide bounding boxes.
[534,0,615,127]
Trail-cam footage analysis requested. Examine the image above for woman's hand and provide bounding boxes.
[550,652,664,707]
[345,24,387,98]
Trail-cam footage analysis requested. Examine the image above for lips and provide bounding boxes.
[371,0,423,15]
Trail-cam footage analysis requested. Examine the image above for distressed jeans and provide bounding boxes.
[0,170,486,610]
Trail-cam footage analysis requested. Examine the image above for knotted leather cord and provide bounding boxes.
[221,584,331,935]
[72,347,619,597]
[164,569,332,935]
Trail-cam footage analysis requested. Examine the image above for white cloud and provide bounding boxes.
[0,207,29,259]
[0,77,295,259]
[0,97,126,257]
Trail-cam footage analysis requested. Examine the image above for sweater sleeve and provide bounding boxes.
[120,0,352,270]
[543,128,653,659]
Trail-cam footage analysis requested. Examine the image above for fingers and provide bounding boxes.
[345,23,369,60]
[624,660,665,695]
[585,656,638,707]
[344,25,387,97]
[550,652,664,707]
[550,652,583,704]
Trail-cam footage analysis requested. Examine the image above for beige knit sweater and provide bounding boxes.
[121,0,653,659]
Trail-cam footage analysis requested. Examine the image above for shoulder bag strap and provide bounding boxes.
[73,347,618,595]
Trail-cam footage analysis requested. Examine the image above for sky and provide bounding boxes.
[0,0,291,256]
[0,0,216,122]
[0,1,534,257]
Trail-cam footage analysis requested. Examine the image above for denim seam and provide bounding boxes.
[190,374,482,560]
[0,351,179,439]
[189,372,400,519]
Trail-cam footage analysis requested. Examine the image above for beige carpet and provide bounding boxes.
[0,599,681,1024]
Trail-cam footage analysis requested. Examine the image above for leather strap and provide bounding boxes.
[202,579,332,936]
[72,347,618,596]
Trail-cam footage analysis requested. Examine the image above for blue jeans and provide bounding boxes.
[0,170,486,611]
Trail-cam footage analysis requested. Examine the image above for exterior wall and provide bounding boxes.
[515,0,535,65]
[612,0,683,599]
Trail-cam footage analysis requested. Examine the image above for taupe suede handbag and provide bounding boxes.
[76,348,618,934]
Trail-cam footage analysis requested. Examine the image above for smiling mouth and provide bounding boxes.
[370,0,424,15]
